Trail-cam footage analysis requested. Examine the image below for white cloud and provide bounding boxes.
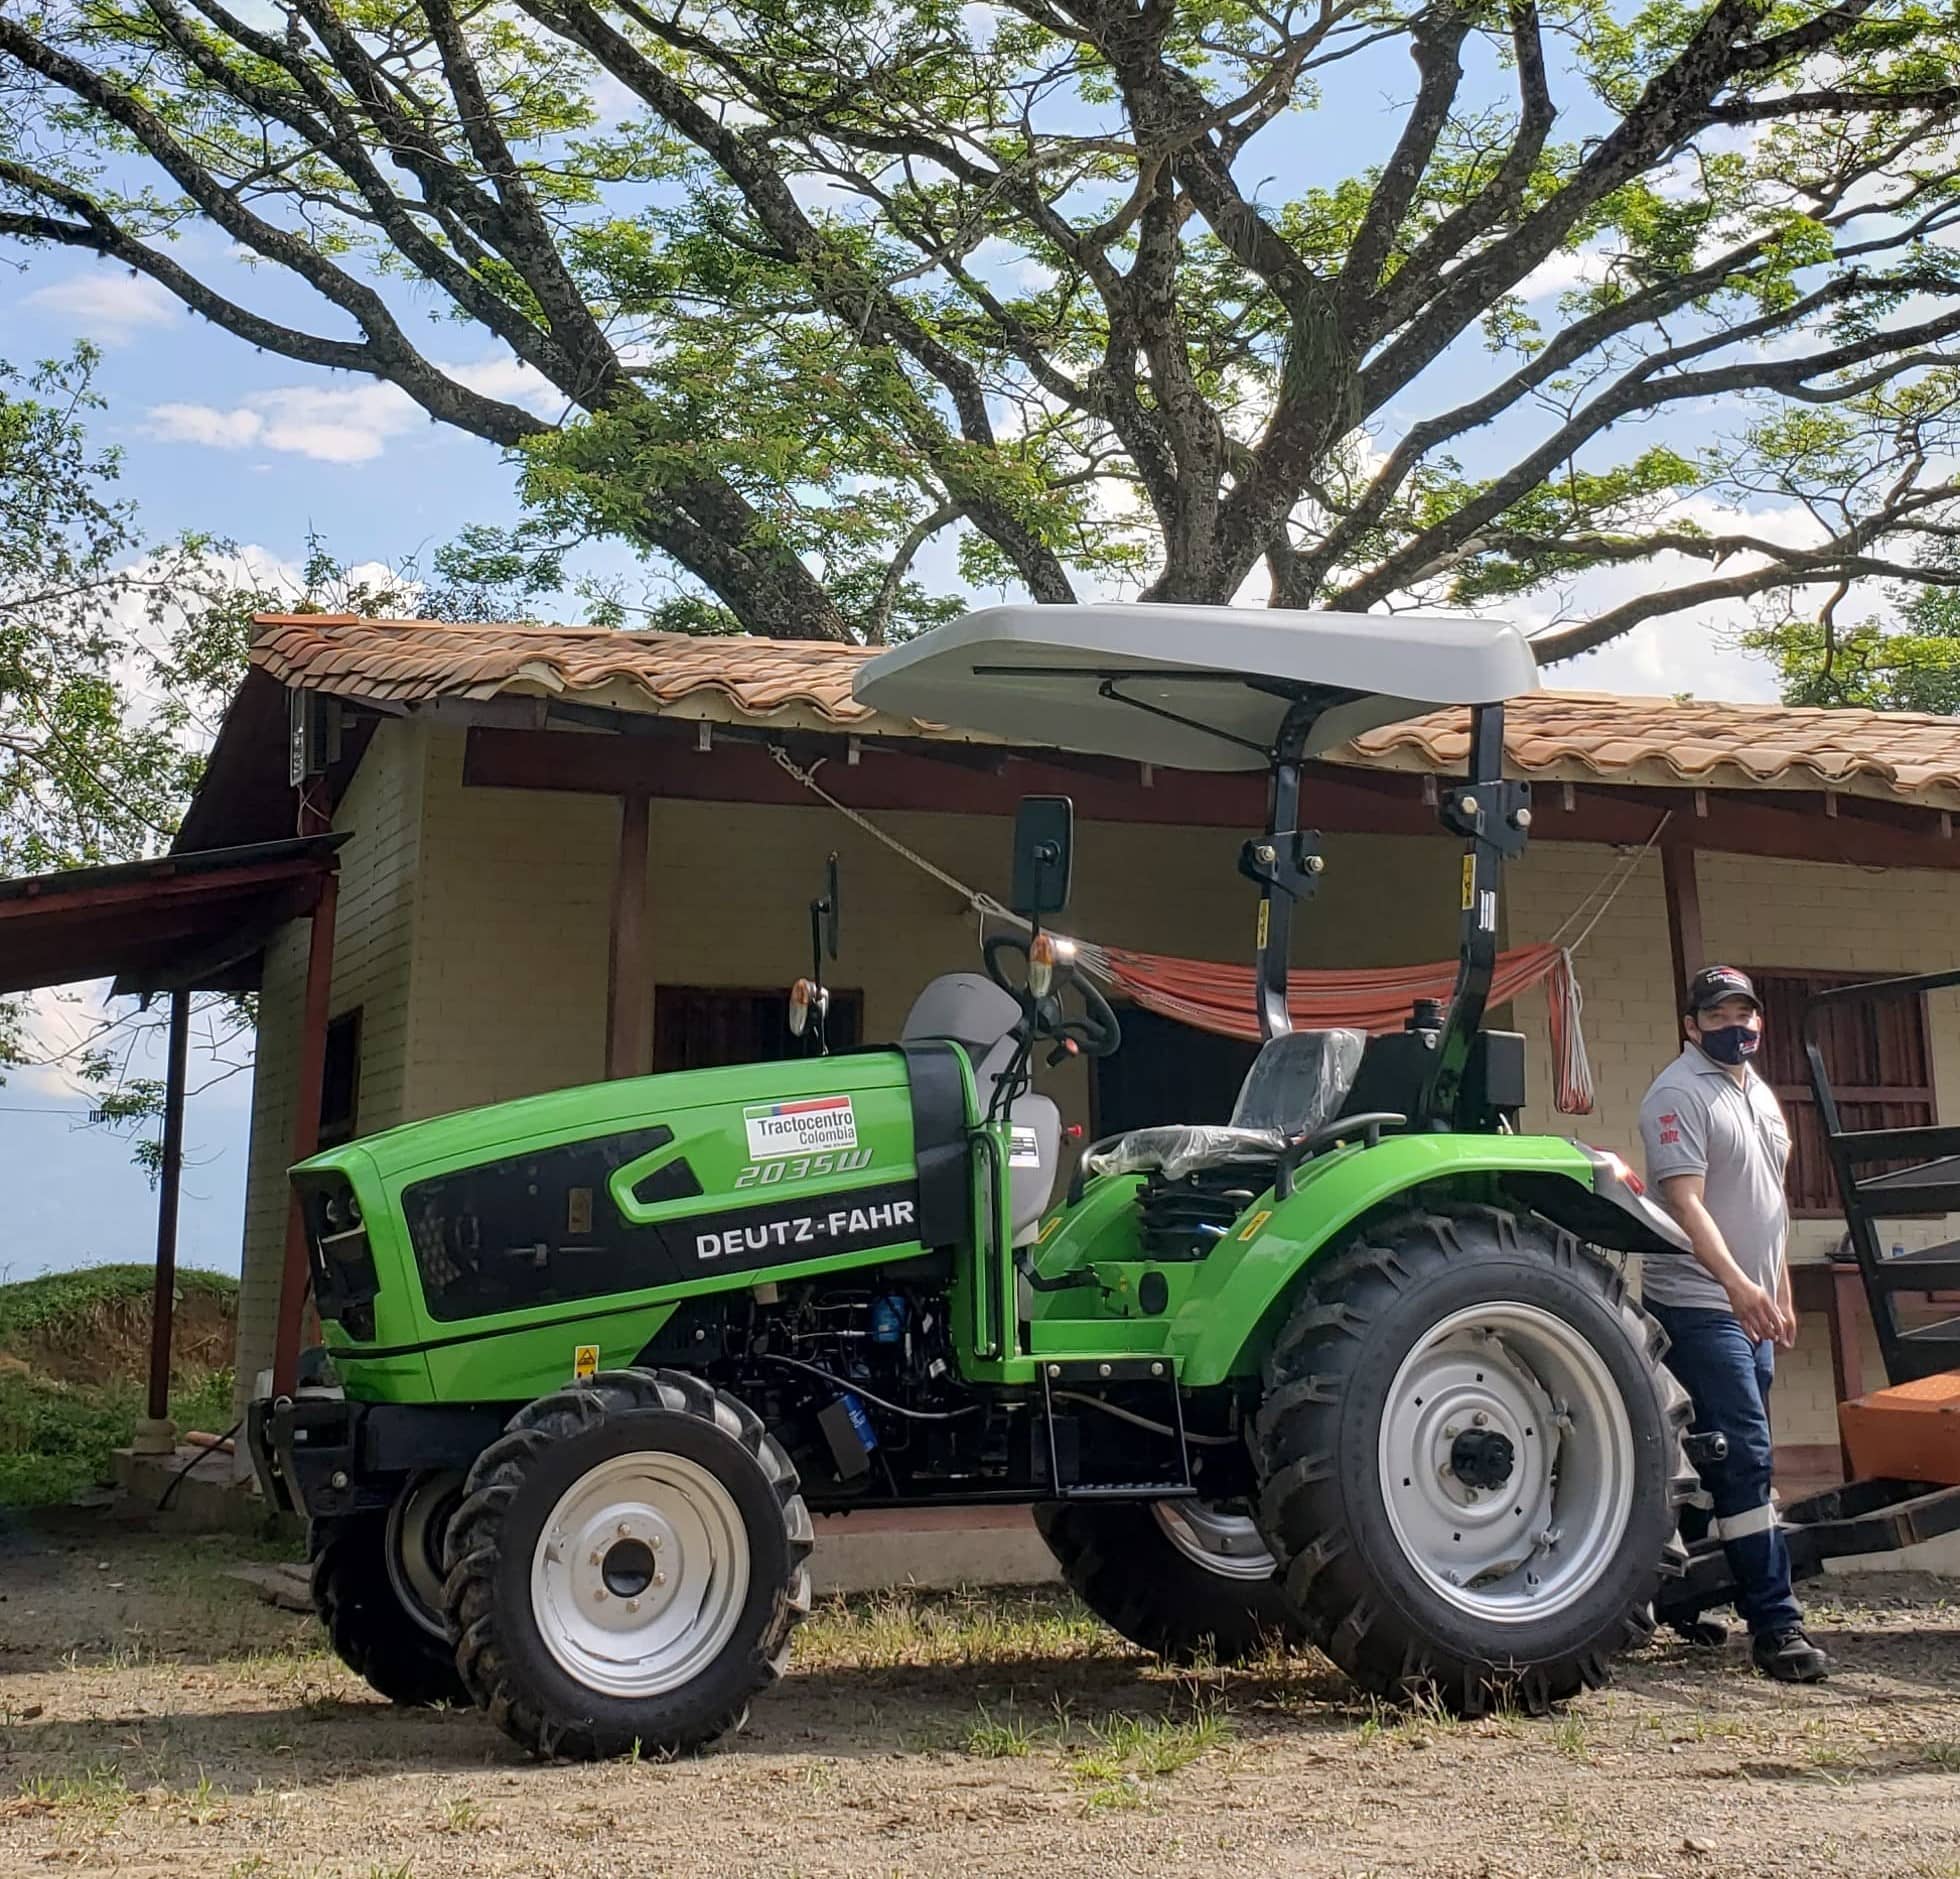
[144,354,563,464]
[148,402,271,451]
[1514,246,1613,304]
[26,271,180,343]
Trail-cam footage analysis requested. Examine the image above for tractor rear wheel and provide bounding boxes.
[1255,1205,1690,1715]
[1034,1496,1309,1663]
[441,1368,811,1761]
[310,1473,469,1708]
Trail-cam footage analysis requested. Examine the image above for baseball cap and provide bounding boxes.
[1686,965,1760,1013]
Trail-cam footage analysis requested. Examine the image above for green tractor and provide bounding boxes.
[250,604,1697,1760]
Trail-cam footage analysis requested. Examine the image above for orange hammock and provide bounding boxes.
[758,747,1602,1116]
[1079,941,1594,1114]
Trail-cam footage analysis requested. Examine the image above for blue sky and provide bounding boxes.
[0,38,1795,1279]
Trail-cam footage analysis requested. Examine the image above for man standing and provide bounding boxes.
[1638,965,1831,1683]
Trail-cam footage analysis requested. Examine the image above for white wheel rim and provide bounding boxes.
[1151,1499,1278,1581]
[1377,1302,1637,1624]
[386,1471,463,1640]
[531,1451,751,1699]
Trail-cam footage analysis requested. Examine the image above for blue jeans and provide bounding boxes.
[1646,1302,1804,1637]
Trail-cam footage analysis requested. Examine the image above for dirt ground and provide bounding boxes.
[1,1510,1956,1879]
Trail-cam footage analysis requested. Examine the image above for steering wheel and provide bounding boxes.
[982,932,1123,1060]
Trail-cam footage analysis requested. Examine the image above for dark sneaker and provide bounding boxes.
[1752,1626,1832,1683]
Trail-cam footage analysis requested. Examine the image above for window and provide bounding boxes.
[653,986,863,1073]
[1091,1005,1257,1137]
[1749,969,1935,1216]
[318,1009,361,1148]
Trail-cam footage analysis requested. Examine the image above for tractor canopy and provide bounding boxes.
[851,602,1540,770]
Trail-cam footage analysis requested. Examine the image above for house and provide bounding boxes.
[174,614,1960,1489]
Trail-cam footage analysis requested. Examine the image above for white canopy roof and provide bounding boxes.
[853,603,1539,771]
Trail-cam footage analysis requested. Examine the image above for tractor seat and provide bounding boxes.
[1080,1028,1368,1183]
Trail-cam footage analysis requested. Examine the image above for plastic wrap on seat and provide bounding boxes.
[1231,1028,1368,1135]
[1083,1124,1288,1183]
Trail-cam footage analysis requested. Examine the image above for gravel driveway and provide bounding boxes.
[1,1512,1956,1878]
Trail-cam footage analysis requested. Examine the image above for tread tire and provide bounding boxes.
[1254,1204,1692,1716]
[1034,1499,1309,1663]
[310,1510,469,1708]
[441,1367,812,1761]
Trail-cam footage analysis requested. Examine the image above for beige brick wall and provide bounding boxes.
[1509,835,1960,1452]
[233,719,429,1397]
[404,728,616,1118]
[234,747,1960,1472]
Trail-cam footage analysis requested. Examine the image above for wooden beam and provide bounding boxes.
[462,725,1960,871]
[272,871,339,1398]
[1661,841,1704,1008]
[134,990,191,1453]
[606,790,651,1078]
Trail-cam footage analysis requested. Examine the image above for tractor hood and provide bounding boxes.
[854,603,1540,771]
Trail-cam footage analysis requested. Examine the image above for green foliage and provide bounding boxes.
[1748,579,1960,714]
[8,0,1960,648]
[0,1262,236,1348]
[0,1263,237,1507]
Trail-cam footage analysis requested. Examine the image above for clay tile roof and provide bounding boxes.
[248,616,1960,811]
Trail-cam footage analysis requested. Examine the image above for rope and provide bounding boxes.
[765,743,1644,1115]
[770,747,1022,930]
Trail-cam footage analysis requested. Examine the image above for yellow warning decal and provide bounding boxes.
[1239,1208,1273,1240]
[1035,1213,1063,1244]
[574,1344,600,1382]
[1256,900,1270,949]
[1461,855,1476,910]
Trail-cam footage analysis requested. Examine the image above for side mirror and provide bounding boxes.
[1011,795,1073,916]
[817,853,840,961]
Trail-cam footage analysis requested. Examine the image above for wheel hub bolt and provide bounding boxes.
[1444,1424,1459,1439]
[617,1521,631,1537]
[654,1571,667,1588]
[1473,1411,1489,1427]
[589,1551,602,1566]
[626,1598,640,1613]
[651,1535,663,1551]
[594,1588,608,1602]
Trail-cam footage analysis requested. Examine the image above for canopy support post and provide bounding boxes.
[1239,702,1324,1044]
[1430,704,1531,1128]
[131,988,191,1457]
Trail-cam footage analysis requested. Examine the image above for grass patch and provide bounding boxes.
[795,1586,1114,1671]
[10,1762,132,1822]
[0,1263,237,1507]
[1067,1707,1233,1809]
[965,1706,1037,1758]
[0,1263,235,1349]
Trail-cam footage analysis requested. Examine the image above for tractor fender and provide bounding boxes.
[1166,1133,1678,1387]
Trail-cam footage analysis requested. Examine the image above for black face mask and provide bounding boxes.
[1697,1023,1760,1066]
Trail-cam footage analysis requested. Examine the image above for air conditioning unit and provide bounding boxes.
[288,688,343,786]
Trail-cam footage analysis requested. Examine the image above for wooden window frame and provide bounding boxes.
[1746,966,1936,1219]
[318,1007,362,1150]
[653,984,865,1074]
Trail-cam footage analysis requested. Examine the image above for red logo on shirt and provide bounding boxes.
[1657,1110,1680,1145]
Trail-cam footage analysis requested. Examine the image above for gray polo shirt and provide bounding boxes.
[1637,1045,1791,1312]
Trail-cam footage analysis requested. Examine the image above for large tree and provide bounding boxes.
[6,0,1960,650]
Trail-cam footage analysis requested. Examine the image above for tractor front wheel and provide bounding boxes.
[441,1369,811,1760]
[1034,1496,1309,1663]
[310,1471,469,1708]
[1255,1206,1690,1714]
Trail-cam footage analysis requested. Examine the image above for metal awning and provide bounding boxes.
[853,603,1541,770]
[0,835,345,997]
